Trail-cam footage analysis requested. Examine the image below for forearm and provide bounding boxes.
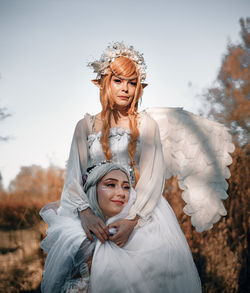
[79,207,93,217]
[127,215,139,227]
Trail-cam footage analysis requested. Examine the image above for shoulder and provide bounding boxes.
[74,113,96,135]
[138,111,160,141]
[139,110,159,130]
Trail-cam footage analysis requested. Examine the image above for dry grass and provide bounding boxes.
[0,165,64,230]
[0,197,43,230]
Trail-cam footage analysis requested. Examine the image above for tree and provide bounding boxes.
[195,18,250,292]
[200,17,250,146]
[0,106,11,193]
[8,164,65,202]
[0,164,65,229]
[0,106,11,141]
[0,172,3,191]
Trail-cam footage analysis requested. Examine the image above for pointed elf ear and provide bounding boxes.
[141,83,148,89]
[91,79,101,88]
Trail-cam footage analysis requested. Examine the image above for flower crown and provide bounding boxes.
[87,42,147,82]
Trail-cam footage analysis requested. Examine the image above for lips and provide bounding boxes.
[111,200,124,205]
[118,96,129,100]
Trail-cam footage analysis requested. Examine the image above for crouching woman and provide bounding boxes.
[40,163,135,293]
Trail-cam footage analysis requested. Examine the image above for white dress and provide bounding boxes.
[41,108,234,292]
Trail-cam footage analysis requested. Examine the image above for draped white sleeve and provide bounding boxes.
[145,107,235,232]
[126,113,166,225]
[60,117,90,214]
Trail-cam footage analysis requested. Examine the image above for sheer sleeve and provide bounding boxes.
[60,117,90,213]
[126,113,166,225]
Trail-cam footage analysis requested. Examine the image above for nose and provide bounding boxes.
[121,81,128,92]
[116,185,126,199]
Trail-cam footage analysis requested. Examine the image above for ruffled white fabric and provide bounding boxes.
[40,189,137,293]
[40,198,202,292]
[41,114,205,292]
[40,107,235,292]
[89,196,201,293]
[60,109,233,232]
[40,202,92,293]
[145,107,234,232]
[60,112,166,227]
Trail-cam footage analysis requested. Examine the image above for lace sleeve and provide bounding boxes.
[60,117,91,213]
[125,113,166,225]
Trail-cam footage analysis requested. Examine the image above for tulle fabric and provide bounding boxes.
[40,189,137,293]
[89,196,201,293]
[40,110,208,292]
[40,202,93,293]
[40,196,201,293]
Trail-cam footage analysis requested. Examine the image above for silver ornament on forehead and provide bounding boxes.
[87,42,147,82]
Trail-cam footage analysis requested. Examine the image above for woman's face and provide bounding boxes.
[110,75,137,109]
[97,169,130,218]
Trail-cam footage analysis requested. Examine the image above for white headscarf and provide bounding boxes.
[84,163,133,223]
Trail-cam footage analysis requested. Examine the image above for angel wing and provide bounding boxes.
[145,107,235,232]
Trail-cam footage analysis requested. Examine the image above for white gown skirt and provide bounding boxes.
[41,197,202,293]
[89,196,201,293]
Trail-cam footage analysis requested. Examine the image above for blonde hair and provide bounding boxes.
[98,57,143,185]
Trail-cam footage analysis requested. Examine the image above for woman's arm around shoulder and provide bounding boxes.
[60,115,109,242]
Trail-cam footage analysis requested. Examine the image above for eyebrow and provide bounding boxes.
[112,75,137,81]
[104,178,130,184]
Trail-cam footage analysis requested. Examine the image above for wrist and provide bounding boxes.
[129,215,139,227]
[79,207,93,216]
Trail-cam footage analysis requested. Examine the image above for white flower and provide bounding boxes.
[88,42,147,82]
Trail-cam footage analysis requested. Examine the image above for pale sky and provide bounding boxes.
[0,0,249,188]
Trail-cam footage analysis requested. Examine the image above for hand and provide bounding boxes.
[108,217,138,248]
[79,208,109,243]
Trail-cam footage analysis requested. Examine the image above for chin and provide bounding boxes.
[116,102,129,108]
[108,208,123,218]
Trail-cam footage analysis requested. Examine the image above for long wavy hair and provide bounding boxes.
[98,56,143,185]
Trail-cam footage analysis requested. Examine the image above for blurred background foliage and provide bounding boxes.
[0,18,249,292]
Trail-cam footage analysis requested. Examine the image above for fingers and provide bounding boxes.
[80,212,109,243]
[108,236,124,248]
[85,228,94,242]
[94,220,109,242]
[98,221,109,236]
[108,235,115,242]
[97,223,109,241]
[108,223,119,229]
[90,224,108,243]
[109,232,122,243]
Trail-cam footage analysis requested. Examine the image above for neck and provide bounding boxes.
[112,108,130,122]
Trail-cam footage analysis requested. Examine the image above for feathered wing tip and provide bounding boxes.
[145,107,235,232]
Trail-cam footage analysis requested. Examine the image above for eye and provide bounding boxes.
[107,183,115,187]
[123,185,130,190]
[114,79,121,83]
[129,82,137,86]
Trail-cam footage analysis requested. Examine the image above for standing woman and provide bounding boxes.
[57,42,234,292]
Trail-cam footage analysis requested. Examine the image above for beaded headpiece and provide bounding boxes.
[82,161,135,187]
[88,42,147,82]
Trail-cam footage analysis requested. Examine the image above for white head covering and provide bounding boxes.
[83,163,133,222]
